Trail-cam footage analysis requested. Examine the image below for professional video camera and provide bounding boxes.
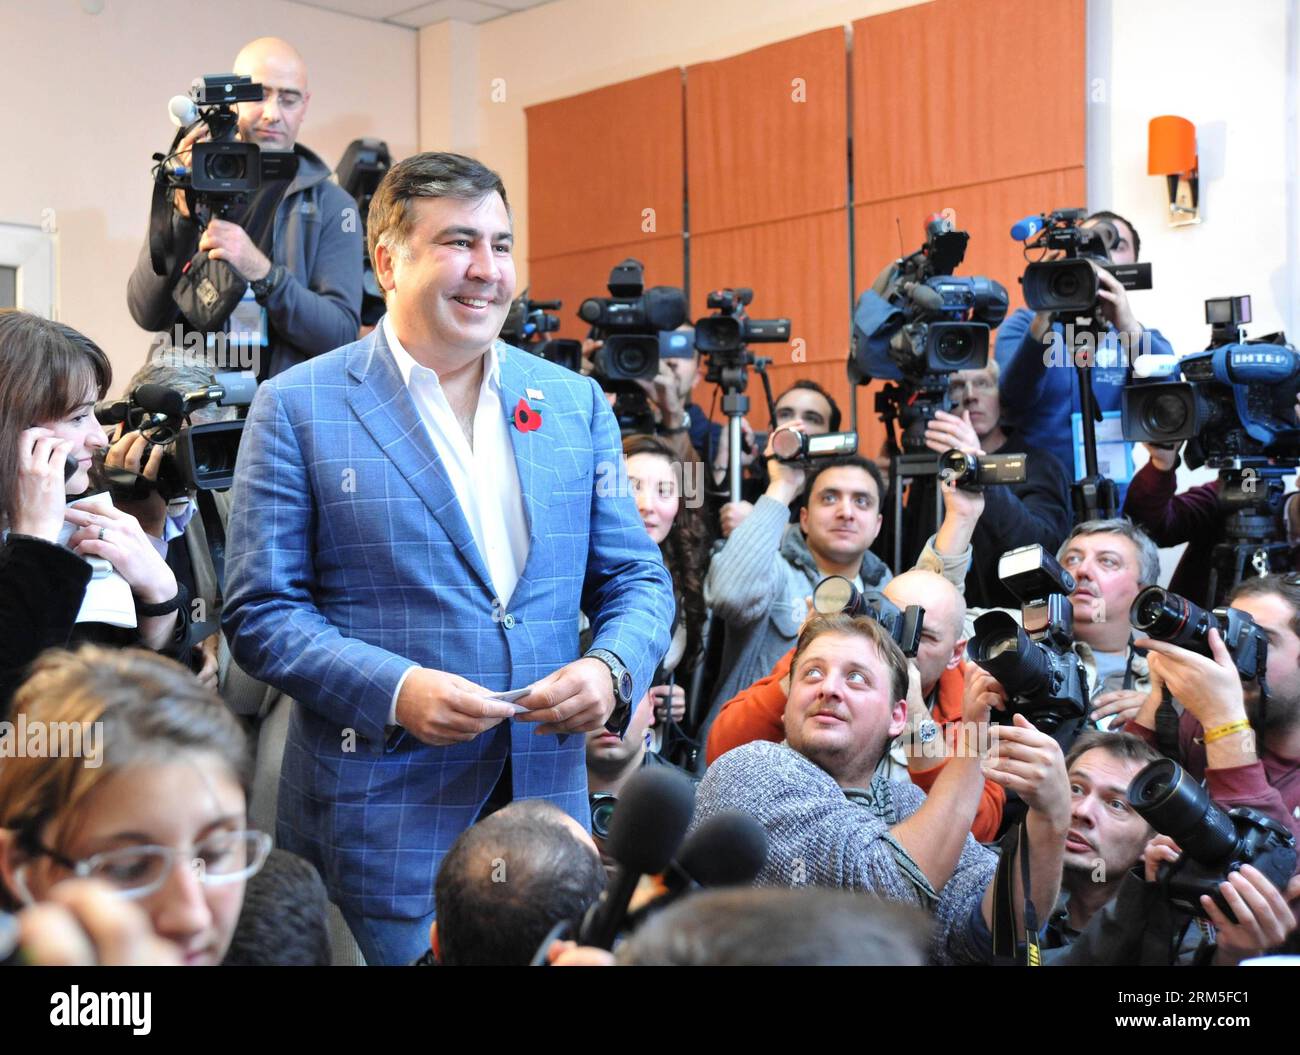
[500,294,582,373]
[1128,757,1296,922]
[852,217,1008,454]
[336,138,391,327]
[579,259,687,433]
[967,544,1090,746]
[811,575,924,657]
[94,374,255,496]
[1123,295,1299,602]
[692,286,794,501]
[1011,208,1152,316]
[152,75,298,221]
[1130,586,1268,684]
[1123,296,1300,467]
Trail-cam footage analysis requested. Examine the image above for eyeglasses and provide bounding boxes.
[21,829,272,901]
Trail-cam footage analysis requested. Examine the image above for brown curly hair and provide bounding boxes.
[621,435,707,670]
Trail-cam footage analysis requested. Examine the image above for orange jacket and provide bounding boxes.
[706,652,1005,843]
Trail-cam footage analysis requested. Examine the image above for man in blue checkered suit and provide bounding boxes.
[222,152,675,965]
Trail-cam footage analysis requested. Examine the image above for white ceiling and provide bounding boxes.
[289,0,557,29]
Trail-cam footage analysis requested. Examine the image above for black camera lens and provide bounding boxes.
[590,794,617,841]
[1143,392,1189,435]
[1127,758,1240,865]
[968,611,1053,698]
[1050,269,1081,300]
[813,575,858,616]
[936,330,971,365]
[1130,586,1215,650]
[208,152,244,181]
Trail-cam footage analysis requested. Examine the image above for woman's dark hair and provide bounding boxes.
[0,310,112,528]
[622,434,707,670]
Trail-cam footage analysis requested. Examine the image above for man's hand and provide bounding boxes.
[170,122,211,220]
[1091,689,1147,730]
[1205,866,1300,965]
[1142,441,1180,472]
[1137,628,1247,731]
[924,408,983,458]
[1142,834,1182,883]
[637,359,685,423]
[199,218,272,282]
[395,668,516,746]
[1093,263,1142,340]
[719,500,753,538]
[763,426,806,506]
[932,472,984,557]
[104,425,168,539]
[961,663,1006,725]
[12,427,73,541]
[194,631,220,692]
[515,657,615,735]
[649,683,686,725]
[14,880,181,966]
[985,714,1071,830]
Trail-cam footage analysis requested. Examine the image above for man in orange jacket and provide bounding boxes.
[707,568,1005,842]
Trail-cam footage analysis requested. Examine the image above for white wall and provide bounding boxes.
[0,0,419,392]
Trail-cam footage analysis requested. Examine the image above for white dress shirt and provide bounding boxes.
[383,315,531,724]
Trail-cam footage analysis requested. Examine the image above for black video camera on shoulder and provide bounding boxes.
[1011,207,1152,316]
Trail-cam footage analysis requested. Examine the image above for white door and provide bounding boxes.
[0,221,56,316]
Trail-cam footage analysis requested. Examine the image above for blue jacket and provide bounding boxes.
[221,324,675,918]
[995,308,1174,504]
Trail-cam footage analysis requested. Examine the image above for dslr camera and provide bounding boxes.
[967,544,1090,744]
[1128,757,1296,922]
[1012,208,1152,316]
[1130,586,1268,683]
[811,575,924,657]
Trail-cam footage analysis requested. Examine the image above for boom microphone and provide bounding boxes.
[577,767,696,950]
[168,94,200,128]
[132,384,185,417]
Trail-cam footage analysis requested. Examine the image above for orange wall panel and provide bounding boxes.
[686,27,849,234]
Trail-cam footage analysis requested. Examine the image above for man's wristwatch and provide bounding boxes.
[586,648,634,736]
[250,264,284,302]
[658,409,690,436]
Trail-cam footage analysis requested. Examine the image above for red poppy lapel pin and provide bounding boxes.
[513,397,542,433]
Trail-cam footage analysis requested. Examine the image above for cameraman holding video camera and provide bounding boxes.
[996,211,1173,499]
[127,38,362,379]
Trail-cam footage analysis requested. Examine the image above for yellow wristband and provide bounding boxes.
[1203,718,1252,744]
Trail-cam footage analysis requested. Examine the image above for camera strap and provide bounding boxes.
[990,822,1042,966]
[149,126,189,276]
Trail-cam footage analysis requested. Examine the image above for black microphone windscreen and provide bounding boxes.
[605,767,696,876]
[643,286,688,332]
[677,811,768,887]
[133,384,185,417]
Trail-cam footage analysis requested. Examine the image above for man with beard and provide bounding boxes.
[1126,573,1300,839]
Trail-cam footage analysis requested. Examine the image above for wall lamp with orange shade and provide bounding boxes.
[1148,115,1200,226]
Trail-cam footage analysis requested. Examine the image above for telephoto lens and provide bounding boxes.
[1130,586,1215,650]
[813,575,864,618]
[1127,757,1297,921]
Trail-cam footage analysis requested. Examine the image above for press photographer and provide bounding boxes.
[996,209,1172,509]
[126,38,362,380]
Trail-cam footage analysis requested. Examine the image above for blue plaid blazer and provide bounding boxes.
[221,324,675,918]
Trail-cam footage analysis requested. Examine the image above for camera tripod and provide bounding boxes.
[1206,460,1297,607]
[876,383,948,573]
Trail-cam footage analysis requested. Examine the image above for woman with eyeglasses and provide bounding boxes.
[0,646,270,966]
[0,310,189,704]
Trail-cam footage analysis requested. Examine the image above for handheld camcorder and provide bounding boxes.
[852,215,1009,452]
[1122,295,1300,468]
[1010,208,1152,315]
[94,374,255,497]
[1128,757,1296,922]
[812,575,924,657]
[501,295,582,373]
[967,544,1090,744]
[1130,586,1267,683]
[938,449,1028,491]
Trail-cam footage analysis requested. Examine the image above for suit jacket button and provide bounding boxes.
[502,613,516,629]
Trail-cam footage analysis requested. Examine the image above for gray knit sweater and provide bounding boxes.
[695,740,997,965]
